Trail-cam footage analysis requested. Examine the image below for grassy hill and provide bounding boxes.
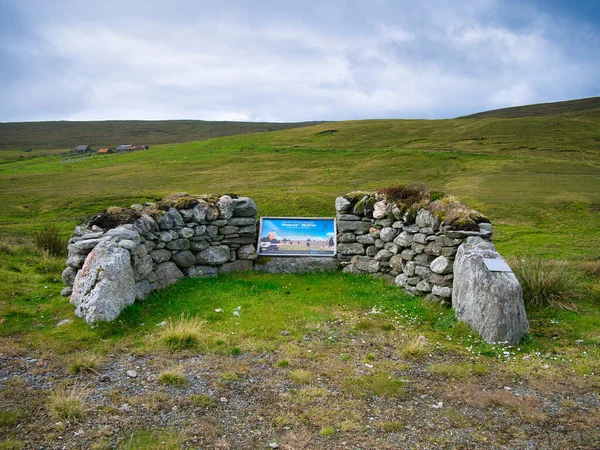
[459,96,600,119]
[0,119,325,156]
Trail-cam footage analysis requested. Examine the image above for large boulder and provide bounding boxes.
[70,241,135,324]
[452,237,529,345]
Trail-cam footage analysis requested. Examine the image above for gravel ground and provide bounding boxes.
[1,333,599,449]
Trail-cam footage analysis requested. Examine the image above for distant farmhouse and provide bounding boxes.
[116,144,133,153]
[97,148,113,154]
[132,145,150,150]
[71,145,93,154]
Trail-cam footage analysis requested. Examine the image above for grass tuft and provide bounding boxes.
[47,383,89,421]
[319,426,336,437]
[69,352,101,375]
[34,224,66,257]
[400,335,429,359]
[189,394,217,408]
[158,370,188,386]
[511,257,581,310]
[161,316,206,350]
[289,369,315,385]
[345,372,405,398]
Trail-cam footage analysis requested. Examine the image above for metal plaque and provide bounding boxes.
[483,258,512,272]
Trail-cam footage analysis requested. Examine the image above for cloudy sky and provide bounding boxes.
[1,0,598,122]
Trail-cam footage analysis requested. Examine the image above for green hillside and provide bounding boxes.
[0,108,598,262]
[459,96,600,119]
[0,119,325,155]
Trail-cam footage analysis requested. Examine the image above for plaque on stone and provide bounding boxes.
[483,258,512,272]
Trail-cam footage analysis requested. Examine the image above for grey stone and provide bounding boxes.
[369,227,381,238]
[429,273,452,287]
[366,245,377,257]
[394,231,413,247]
[389,254,404,272]
[395,273,407,287]
[343,264,362,274]
[146,271,157,283]
[155,242,165,249]
[117,239,137,251]
[415,266,432,278]
[150,249,171,264]
[61,286,73,297]
[192,203,206,222]
[351,256,380,273]
[135,214,159,234]
[70,239,102,252]
[478,222,493,233]
[157,231,173,242]
[384,243,399,254]
[375,249,393,261]
[416,280,432,292]
[166,238,190,251]
[219,226,239,235]
[254,257,339,274]
[216,195,234,219]
[337,243,365,255]
[337,214,361,221]
[219,260,253,274]
[432,285,452,298]
[179,208,194,222]
[62,266,77,286]
[157,208,184,230]
[373,218,393,228]
[452,237,529,345]
[104,225,140,241]
[237,244,258,260]
[228,217,256,226]
[211,219,228,227]
[380,227,398,243]
[70,241,135,324]
[237,225,257,234]
[424,241,443,256]
[375,239,385,249]
[420,227,434,235]
[190,240,210,252]
[179,227,195,238]
[444,229,491,240]
[373,201,387,219]
[411,243,426,253]
[193,225,207,236]
[392,221,404,229]
[403,261,416,276]
[431,256,453,274]
[203,202,220,221]
[338,232,357,243]
[405,224,420,233]
[155,261,185,288]
[172,250,197,268]
[400,249,416,261]
[196,246,231,265]
[355,234,375,245]
[413,233,427,244]
[231,197,258,217]
[206,225,219,238]
[416,209,435,228]
[415,253,436,266]
[132,255,153,280]
[337,220,370,234]
[66,252,87,268]
[392,206,403,220]
[441,247,458,257]
[406,276,420,286]
[335,197,352,213]
[135,279,153,301]
[184,265,218,278]
[221,237,257,245]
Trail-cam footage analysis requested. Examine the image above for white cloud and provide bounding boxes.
[0,0,598,121]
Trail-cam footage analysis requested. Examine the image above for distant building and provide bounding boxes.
[116,144,133,153]
[131,145,149,151]
[71,145,93,154]
[97,148,113,154]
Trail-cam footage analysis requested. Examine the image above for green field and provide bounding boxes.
[1,99,599,448]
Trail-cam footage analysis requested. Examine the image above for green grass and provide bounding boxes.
[344,372,406,398]
[158,370,188,386]
[121,429,183,450]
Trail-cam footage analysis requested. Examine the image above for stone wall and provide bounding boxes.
[61,195,259,323]
[335,194,493,303]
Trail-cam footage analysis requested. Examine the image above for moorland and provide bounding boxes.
[0,97,598,449]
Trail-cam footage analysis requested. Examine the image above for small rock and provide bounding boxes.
[126,370,137,378]
[156,321,167,327]
[119,404,132,411]
[364,363,374,369]
[215,308,224,313]
[233,311,240,317]
[220,397,228,403]
[431,402,443,409]
[269,443,279,449]
[99,375,111,382]
[55,319,73,327]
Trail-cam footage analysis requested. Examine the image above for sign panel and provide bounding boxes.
[258,217,337,257]
[483,258,513,272]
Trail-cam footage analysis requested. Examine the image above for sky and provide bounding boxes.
[0,0,599,122]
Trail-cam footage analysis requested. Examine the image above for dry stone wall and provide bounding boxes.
[62,196,259,323]
[335,194,493,303]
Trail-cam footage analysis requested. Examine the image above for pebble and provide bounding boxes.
[126,370,137,378]
[215,308,224,313]
[431,402,443,409]
[119,404,132,412]
[364,363,374,369]
[55,319,73,327]
[233,311,240,316]
[269,443,279,449]
[220,397,228,403]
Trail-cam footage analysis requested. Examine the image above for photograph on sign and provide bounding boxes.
[258,217,336,256]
